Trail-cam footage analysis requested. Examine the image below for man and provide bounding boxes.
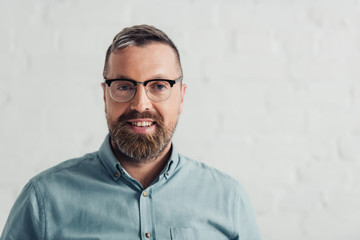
[1,25,261,239]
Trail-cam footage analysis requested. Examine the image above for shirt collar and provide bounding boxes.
[98,134,122,181]
[159,144,179,180]
[98,134,179,181]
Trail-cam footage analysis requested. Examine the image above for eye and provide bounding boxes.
[148,81,170,92]
[113,81,135,91]
[117,85,130,91]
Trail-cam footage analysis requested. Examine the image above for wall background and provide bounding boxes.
[1,0,359,239]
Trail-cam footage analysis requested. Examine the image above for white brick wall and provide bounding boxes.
[1,0,359,239]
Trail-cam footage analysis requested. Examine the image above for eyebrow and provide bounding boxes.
[150,74,169,79]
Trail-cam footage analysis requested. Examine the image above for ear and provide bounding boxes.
[101,82,107,113]
[179,83,187,114]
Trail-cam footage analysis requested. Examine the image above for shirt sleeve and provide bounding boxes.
[232,184,262,240]
[0,180,45,240]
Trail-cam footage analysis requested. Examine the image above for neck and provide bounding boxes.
[111,141,172,189]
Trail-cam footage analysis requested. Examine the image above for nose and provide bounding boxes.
[129,85,152,112]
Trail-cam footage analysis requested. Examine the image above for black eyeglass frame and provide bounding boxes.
[104,76,183,88]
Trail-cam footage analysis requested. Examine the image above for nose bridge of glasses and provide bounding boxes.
[132,81,150,100]
[134,80,150,88]
[134,81,147,92]
[129,82,152,111]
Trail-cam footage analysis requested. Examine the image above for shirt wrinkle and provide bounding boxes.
[32,179,46,240]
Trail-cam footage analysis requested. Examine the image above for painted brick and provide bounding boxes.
[1,1,360,239]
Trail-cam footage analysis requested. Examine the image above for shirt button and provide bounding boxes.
[142,191,148,197]
[114,172,119,178]
[145,232,151,238]
[166,172,170,176]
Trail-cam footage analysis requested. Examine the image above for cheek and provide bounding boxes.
[106,101,128,121]
[158,102,181,125]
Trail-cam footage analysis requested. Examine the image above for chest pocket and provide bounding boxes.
[170,228,231,240]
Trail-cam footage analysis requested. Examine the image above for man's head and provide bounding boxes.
[102,25,186,163]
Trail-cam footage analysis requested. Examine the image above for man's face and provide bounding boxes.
[102,43,186,163]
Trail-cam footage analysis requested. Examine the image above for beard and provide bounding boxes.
[107,110,177,163]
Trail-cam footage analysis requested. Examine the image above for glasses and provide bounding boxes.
[104,76,182,102]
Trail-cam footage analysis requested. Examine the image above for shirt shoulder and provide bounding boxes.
[30,151,101,184]
[176,153,242,189]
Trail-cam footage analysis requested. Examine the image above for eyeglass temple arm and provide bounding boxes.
[169,76,183,87]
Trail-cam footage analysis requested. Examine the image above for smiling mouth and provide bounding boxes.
[129,121,155,127]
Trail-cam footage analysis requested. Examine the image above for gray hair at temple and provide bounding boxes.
[103,25,182,78]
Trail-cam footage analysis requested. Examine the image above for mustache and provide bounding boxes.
[117,110,163,123]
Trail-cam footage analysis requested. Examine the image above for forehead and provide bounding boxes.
[107,43,180,79]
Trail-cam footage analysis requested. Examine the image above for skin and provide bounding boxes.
[102,42,186,188]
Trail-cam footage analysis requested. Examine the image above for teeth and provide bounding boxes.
[131,121,153,127]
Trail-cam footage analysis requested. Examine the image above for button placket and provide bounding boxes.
[139,189,153,240]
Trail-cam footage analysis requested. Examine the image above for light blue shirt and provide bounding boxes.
[1,135,261,240]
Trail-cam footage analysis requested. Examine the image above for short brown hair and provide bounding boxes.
[103,25,182,78]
